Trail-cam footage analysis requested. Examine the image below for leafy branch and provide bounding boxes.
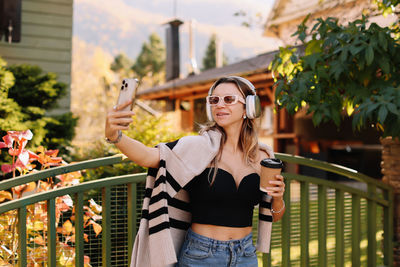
[0,130,101,266]
[270,15,400,138]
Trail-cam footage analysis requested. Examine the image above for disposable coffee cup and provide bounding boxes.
[260,158,284,193]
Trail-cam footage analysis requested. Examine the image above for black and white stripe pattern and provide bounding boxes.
[130,130,274,267]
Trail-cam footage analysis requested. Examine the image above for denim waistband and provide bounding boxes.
[186,228,253,249]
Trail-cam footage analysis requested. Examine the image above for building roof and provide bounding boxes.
[264,0,362,37]
[137,49,280,98]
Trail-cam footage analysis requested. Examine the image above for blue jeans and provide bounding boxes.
[176,228,258,267]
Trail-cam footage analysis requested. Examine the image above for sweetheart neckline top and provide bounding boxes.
[206,167,258,191]
[184,167,262,227]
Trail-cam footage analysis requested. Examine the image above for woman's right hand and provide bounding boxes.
[105,100,135,141]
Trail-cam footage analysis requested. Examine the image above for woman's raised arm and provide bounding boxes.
[105,100,160,168]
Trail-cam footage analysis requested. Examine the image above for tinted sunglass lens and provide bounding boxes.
[208,96,219,105]
[223,95,236,104]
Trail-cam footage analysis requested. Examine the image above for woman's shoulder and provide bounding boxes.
[163,130,221,153]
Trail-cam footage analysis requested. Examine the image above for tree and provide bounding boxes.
[110,52,134,78]
[0,58,24,132]
[201,33,228,71]
[0,58,77,153]
[270,15,400,137]
[131,33,165,87]
[270,2,400,264]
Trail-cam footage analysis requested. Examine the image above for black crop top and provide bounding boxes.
[184,168,262,227]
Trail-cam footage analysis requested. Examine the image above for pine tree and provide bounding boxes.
[0,57,77,153]
[131,33,165,86]
[201,34,228,71]
[110,53,134,78]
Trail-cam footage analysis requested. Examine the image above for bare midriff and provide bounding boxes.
[191,223,252,241]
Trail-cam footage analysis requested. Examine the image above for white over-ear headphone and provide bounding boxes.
[206,76,261,122]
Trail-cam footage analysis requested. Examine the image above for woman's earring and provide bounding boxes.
[243,114,247,119]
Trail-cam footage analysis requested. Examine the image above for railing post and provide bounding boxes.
[367,185,377,267]
[47,198,56,266]
[335,189,345,266]
[318,185,327,266]
[281,176,291,267]
[383,189,394,267]
[352,194,361,267]
[102,187,111,266]
[75,192,84,267]
[262,251,271,267]
[17,207,27,267]
[300,181,309,267]
[128,183,138,264]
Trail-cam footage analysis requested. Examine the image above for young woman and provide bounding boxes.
[105,76,285,267]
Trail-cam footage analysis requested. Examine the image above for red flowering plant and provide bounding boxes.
[0,130,102,267]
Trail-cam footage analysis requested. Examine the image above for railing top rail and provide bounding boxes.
[0,153,389,195]
[282,172,391,206]
[0,172,147,214]
[275,153,390,190]
[0,154,127,191]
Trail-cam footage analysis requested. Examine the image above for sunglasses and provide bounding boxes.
[206,95,246,106]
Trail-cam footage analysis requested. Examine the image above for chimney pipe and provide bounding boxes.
[188,20,199,75]
[165,19,183,81]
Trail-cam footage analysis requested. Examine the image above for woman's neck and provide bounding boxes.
[223,125,241,153]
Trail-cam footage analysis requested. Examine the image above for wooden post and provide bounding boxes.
[381,137,400,266]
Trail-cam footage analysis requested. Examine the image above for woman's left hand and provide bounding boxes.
[265,174,285,199]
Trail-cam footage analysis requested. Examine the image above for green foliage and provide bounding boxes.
[0,58,78,152]
[131,33,165,85]
[0,59,26,134]
[110,52,134,78]
[8,64,66,109]
[72,109,189,183]
[373,0,400,16]
[44,112,78,157]
[0,58,14,91]
[201,33,229,71]
[270,15,400,138]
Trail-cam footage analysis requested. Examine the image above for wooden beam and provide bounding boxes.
[248,72,273,81]
[139,71,274,100]
[140,82,213,100]
[182,93,208,101]
[273,133,296,139]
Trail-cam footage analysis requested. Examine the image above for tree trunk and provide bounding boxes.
[381,137,400,266]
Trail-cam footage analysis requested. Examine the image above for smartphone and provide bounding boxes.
[116,78,139,111]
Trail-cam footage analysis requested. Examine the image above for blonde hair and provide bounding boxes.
[199,76,259,185]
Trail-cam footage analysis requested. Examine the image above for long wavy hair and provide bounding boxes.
[199,76,259,185]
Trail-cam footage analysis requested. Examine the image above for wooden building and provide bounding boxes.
[137,1,387,179]
[0,0,73,114]
[137,50,280,150]
[264,0,398,45]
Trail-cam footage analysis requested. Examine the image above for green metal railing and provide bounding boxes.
[269,153,393,267]
[0,153,394,266]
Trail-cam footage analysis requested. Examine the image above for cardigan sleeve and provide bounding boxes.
[256,192,273,253]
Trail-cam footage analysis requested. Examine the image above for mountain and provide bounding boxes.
[73,0,281,75]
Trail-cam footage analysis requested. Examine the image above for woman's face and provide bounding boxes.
[210,82,246,129]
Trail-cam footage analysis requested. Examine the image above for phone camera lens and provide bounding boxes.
[125,83,128,87]
[122,80,125,85]
[121,86,124,90]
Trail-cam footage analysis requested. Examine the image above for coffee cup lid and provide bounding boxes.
[260,158,283,169]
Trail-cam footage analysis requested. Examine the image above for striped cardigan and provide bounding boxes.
[130,130,274,267]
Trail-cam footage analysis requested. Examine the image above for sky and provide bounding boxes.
[73,0,281,75]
